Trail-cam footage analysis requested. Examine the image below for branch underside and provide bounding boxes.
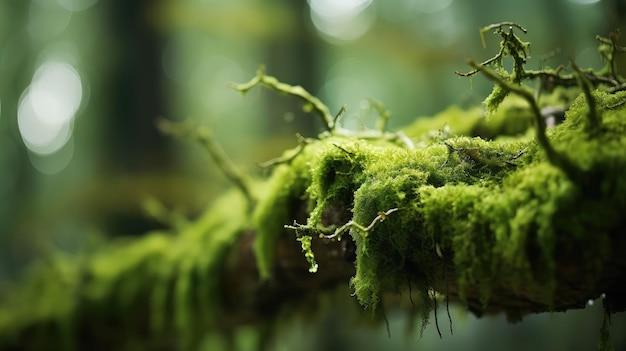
[222,213,626,326]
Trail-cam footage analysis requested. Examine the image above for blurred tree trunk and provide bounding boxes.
[104,0,173,173]
[264,1,319,137]
[101,0,174,236]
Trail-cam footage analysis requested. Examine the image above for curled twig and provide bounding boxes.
[479,22,528,48]
[284,209,398,273]
[257,134,312,168]
[231,66,336,132]
[319,208,399,241]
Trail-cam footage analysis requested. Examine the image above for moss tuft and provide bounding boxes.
[292,90,626,317]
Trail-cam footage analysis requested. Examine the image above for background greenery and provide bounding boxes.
[0,0,624,350]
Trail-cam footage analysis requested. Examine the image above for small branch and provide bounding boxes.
[454,45,506,77]
[466,60,581,181]
[333,105,347,127]
[157,118,256,212]
[457,23,528,78]
[526,68,623,92]
[319,208,399,241]
[285,209,399,274]
[432,289,442,339]
[332,143,355,156]
[231,66,336,132]
[479,22,527,48]
[597,30,626,81]
[365,98,392,132]
[257,134,311,168]
[571,60,601,131]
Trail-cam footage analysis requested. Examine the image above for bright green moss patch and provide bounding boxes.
[288,90,626,316]
[401,100,537,142]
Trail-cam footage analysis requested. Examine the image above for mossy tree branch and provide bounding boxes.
[2,24,626,351]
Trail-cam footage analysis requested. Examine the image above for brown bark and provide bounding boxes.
[219,208,626,328]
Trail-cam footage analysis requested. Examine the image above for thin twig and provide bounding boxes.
[257,134,311,168]
[320,208,399,240]
[157,118,256,212]
[333,105,347,127]
[466,60,581,180]
[571,60,601,131]
[231,66,336,132]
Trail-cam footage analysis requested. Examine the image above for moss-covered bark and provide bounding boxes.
[279,90,626,318]
[2,89,625,350]
[2,25,626,351]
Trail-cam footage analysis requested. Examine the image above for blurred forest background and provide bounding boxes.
[0,0,625,350]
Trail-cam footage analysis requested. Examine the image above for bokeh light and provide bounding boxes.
[308,0,375,42]
[27,0,72,40]
[30,60,82,125]
[56,0,99,12]
[17,59,83,173]
[18,90,73,154]
[565,0,601,5]
[28,137,75,175]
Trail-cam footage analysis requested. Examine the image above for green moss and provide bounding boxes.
[252,163,304,279]
[402,97,542,143]
[292,90,626,316]
[251,140,326,278]
[2,40,626,348]
[0,187,253,349]
[402,105,484,139]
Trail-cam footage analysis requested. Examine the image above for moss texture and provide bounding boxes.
[283,91,625,314]
[2,25,626,350]
[0,188,256,350]
[1,88,625,350]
